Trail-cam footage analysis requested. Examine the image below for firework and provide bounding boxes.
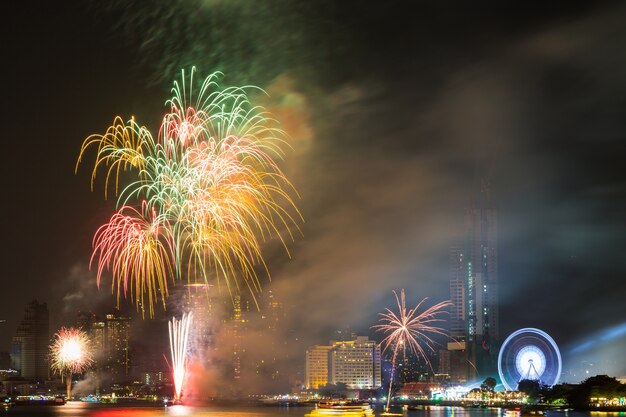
[372,289,451,411]
[91,203,174,317]
[77,68,301,316]
[50,327,94,399]
[169,312,193,401]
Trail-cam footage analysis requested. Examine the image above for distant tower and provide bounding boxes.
[10,300,49,380]
[231,295,249,381]
[447,183,499,381]
[264,290,285,331]
[104,310,131,385]
[464,202,499,378]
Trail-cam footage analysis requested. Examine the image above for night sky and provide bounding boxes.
[2,0,625,388]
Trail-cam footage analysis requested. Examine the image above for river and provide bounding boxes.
[0,402,624,417]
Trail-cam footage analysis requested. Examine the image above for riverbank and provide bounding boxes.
[398,400,626,413]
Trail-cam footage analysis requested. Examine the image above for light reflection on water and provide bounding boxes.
[0,403,623,417]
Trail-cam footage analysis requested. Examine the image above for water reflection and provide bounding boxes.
[0,403,622,417]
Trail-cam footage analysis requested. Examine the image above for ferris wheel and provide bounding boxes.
[497,328,562,391]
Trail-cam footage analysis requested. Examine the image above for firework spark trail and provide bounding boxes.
[77,67,302,316]
[91,203,175,317]
[169,312,193,401]
[50,327,94,399]
[372,289,451,411]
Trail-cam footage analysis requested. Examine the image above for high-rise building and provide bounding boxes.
[253,290,289,384]
[75,310,131,387]
[305,345,332,389]
[181,283,216,352]
[77,311,106,354]
[104,310,131,385]
[263,290,285,331]
[329,336,381,389]
[463,206,499,345]
[446,192,499,381]
[231,295,249,381]
[449,245,467,342]
[76,311,106,389]
[10,300,49,381]
[305,336,382,390]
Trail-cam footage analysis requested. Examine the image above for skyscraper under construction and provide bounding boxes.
[444,188,499,382]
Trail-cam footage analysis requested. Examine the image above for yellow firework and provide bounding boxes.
[77,68,301,316]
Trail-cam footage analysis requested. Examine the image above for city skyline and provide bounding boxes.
[2,0,626,394]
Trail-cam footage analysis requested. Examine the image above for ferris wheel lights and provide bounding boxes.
[498,328,562,391]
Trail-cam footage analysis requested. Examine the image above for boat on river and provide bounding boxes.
[305,401,374,417]
[13,395,65,406]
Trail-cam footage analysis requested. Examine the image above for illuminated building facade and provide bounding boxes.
[75,310,131,386]
[329,336,381,389]
[305,345,332,389]
[449,246,467,342]
[398,381,443,399]
[305,336,382,390]
[10,300,49,380]
[230,294,250,381]
[181,283,215,352]
[104,310,131,384]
